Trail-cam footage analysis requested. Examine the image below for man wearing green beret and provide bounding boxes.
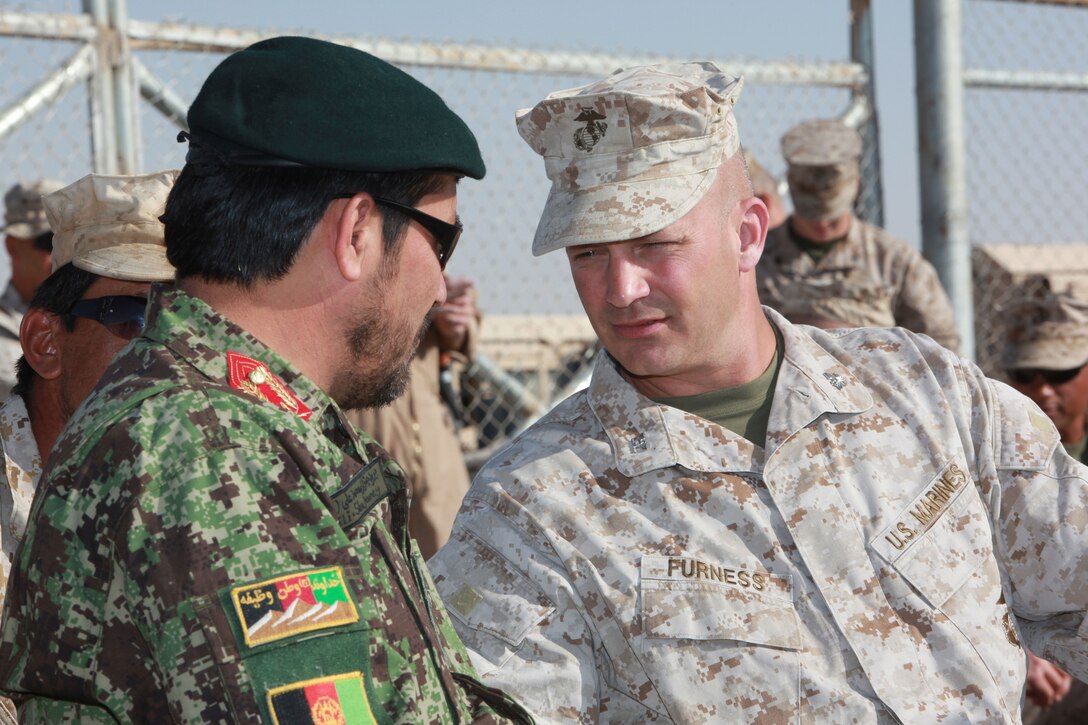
[0,36,530,724]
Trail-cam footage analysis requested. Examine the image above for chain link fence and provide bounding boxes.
[0,5,879,458]
[964,0,1088,376]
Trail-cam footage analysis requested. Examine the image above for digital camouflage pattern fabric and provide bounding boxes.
[758,218,961,352]
[431,307,1088,724]
[0,393,39,725]
[0,286,531,724]
[0,283,24,399]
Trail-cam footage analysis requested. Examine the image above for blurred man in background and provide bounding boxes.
[0,180,63,397]
[1004,288,1088,723]
[0,170,176,725]
[757,119,960,351]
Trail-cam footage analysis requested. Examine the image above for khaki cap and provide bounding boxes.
[516,62,743,255]
[781,119,862,222]
[1002,291,1088,370]
[3,178,64,239]
[45,170,177,281]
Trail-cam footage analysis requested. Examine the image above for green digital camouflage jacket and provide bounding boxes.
[432,307,1088,724]
[0,286,530,725]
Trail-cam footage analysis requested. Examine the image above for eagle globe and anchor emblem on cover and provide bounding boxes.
[573,106,608,151]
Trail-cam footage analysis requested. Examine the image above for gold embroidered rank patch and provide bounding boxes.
[231,566,358,647]
[268,672,375,725]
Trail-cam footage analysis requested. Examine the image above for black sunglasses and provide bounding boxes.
[67,295,148,340]
[334,194,461,269]
[1008,366,1085,386]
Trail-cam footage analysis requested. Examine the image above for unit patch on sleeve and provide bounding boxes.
[231,566,359,647]
[268,672,375,725]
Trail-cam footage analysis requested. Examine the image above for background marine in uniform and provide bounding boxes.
[757,119,960,351]
[0,170,176,724]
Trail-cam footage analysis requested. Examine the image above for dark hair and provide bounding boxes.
[12,264,98,398]
[161,164,446,285]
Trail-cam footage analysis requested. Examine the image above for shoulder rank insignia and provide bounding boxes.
[227,351,313,421]
[268,672,375,725]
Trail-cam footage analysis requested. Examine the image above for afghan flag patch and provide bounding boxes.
[268,672,375,725]
[231,566,358,647]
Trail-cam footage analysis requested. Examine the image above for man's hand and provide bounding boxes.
[433,276,477,353]
[1026,651,1073,709]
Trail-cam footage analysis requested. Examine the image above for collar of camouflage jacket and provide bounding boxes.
[142,285,351,436]
[589,307,873,479]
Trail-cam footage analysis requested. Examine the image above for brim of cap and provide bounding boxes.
[1003,344,1088,371]
[72,244,175,282]
[531,167,718,256]
[3,222,50,239]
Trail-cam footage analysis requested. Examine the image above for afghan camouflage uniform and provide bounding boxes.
[430,307,1088,724]
[758,218,961,352]
[0,393,38,725]
[0,283,25,399]
[0,286,530,724]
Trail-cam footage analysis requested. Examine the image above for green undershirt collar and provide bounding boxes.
[652,324,784,447]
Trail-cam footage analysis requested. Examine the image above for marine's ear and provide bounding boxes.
[19,307,63,381]
[737,196,770,273]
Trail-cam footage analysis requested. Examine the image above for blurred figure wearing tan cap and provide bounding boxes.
[0,179,64,399]
[1002,289,1088,722]
[0,170,175,723]
[757,119,960,351]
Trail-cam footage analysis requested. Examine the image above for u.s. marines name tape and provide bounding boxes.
[874,462,969,558]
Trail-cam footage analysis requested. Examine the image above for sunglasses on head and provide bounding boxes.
[1007,365,1085,386]
[332,194,461,269]
[67,295,148,340]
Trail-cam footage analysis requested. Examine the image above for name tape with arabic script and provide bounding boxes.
[231,566,358,647]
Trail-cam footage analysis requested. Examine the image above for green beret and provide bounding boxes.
[184,36,485,179]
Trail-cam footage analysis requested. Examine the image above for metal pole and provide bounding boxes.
[851,0,885,226]
[82,0,116,173]
[0,44,94,142]
[107,0,139,172]
[134,58,188,131]
[914,0,974,358]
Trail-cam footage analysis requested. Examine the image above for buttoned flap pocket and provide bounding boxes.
[639,555,800,649]
[436,528,556,674]
[870,461,992,610]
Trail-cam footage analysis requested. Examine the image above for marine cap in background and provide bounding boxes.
[181,36,485,179]
[44,170,177,282]
[517,62,743,255]
[781,119,862,222]
[1002,290,1088,370]
[3,179,64,241]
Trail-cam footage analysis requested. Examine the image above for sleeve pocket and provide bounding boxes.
[437,529,556,673]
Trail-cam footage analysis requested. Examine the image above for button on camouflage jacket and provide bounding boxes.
[431,307,1088,724]
[758,217,961,353]
[0,286,530,724]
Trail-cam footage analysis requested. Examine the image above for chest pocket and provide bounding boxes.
[638,555,801,722]
[870,461,992,610]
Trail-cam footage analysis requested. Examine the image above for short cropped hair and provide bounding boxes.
[161,164,446,285]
